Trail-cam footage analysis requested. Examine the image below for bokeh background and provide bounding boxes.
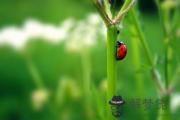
[0,0,179,120]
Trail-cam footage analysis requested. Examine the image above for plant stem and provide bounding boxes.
[155,0,167,35]
[131,10,153,65]
[27,58,44,88]
[81,48,92,119]
[22,50,44,88]
[130,9,165,94]
[165,42,169,89]
[169,64,180,92]
[107,25,118,120]
[81,48,91,99]
[158,95,171,120]
[160,38,171,120]
[92,1,137,119]
[131,38,144,97]
[131,38,149,120]
[92,86,105,120]
[159,40,171,120]
[155,0,172,119]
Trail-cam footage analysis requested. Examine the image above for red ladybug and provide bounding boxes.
[116,41,127,60]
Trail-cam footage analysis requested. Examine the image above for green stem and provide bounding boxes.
[161,39,171,120]
[130,9,165,94]
[158,96,171,120]
[131,10,153,65]
[81,48,91,99]
[118,0,131,14]
[111,0,117,17]
[169,64,180,91]
[155,0,167,35]
[81,48,92,119]
[22,50,44,88]
[131,38,144,97]
[155,1,172,120]
[158,43,171,120]
[22,51,59,118]
[107,25,118,120]
[131,38,149,120]
[165,43,169,89]
[27,58,44,88]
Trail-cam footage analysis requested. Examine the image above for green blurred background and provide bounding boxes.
[0,0,179,120]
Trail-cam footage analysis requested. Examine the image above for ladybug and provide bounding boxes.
[116,41,127,60]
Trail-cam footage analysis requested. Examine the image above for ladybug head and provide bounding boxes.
[117,41,123,46]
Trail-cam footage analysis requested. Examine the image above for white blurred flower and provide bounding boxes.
[0,26,29,49]
[0,13,105,51]
[66,13,106,53]
[23,19,44,38]
[42,18,75,43]
[24,18,75,44]
[171,93,180,112]
[60,18,75,35]
[66,21,89,52]
[0,18,75,50]
[87,13,101,26]
[87,13,106,41]
[32,89,49,111]
[42,25,61,41]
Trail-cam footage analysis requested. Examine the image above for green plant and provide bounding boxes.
[92,0,136,119]
[126,0,179,120]
[155,0,179,120]
[92,0,179,120]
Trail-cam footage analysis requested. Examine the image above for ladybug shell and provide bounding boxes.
[116,41,127,60]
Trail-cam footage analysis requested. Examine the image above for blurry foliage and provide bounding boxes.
[0,0,94,27]
[0,0,179,120]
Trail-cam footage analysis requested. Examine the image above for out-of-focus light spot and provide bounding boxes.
[32,89,49,111]
[56,78,81,105]
[100,78,107,93]
[171,93,180,112]
[177,29,180,38]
